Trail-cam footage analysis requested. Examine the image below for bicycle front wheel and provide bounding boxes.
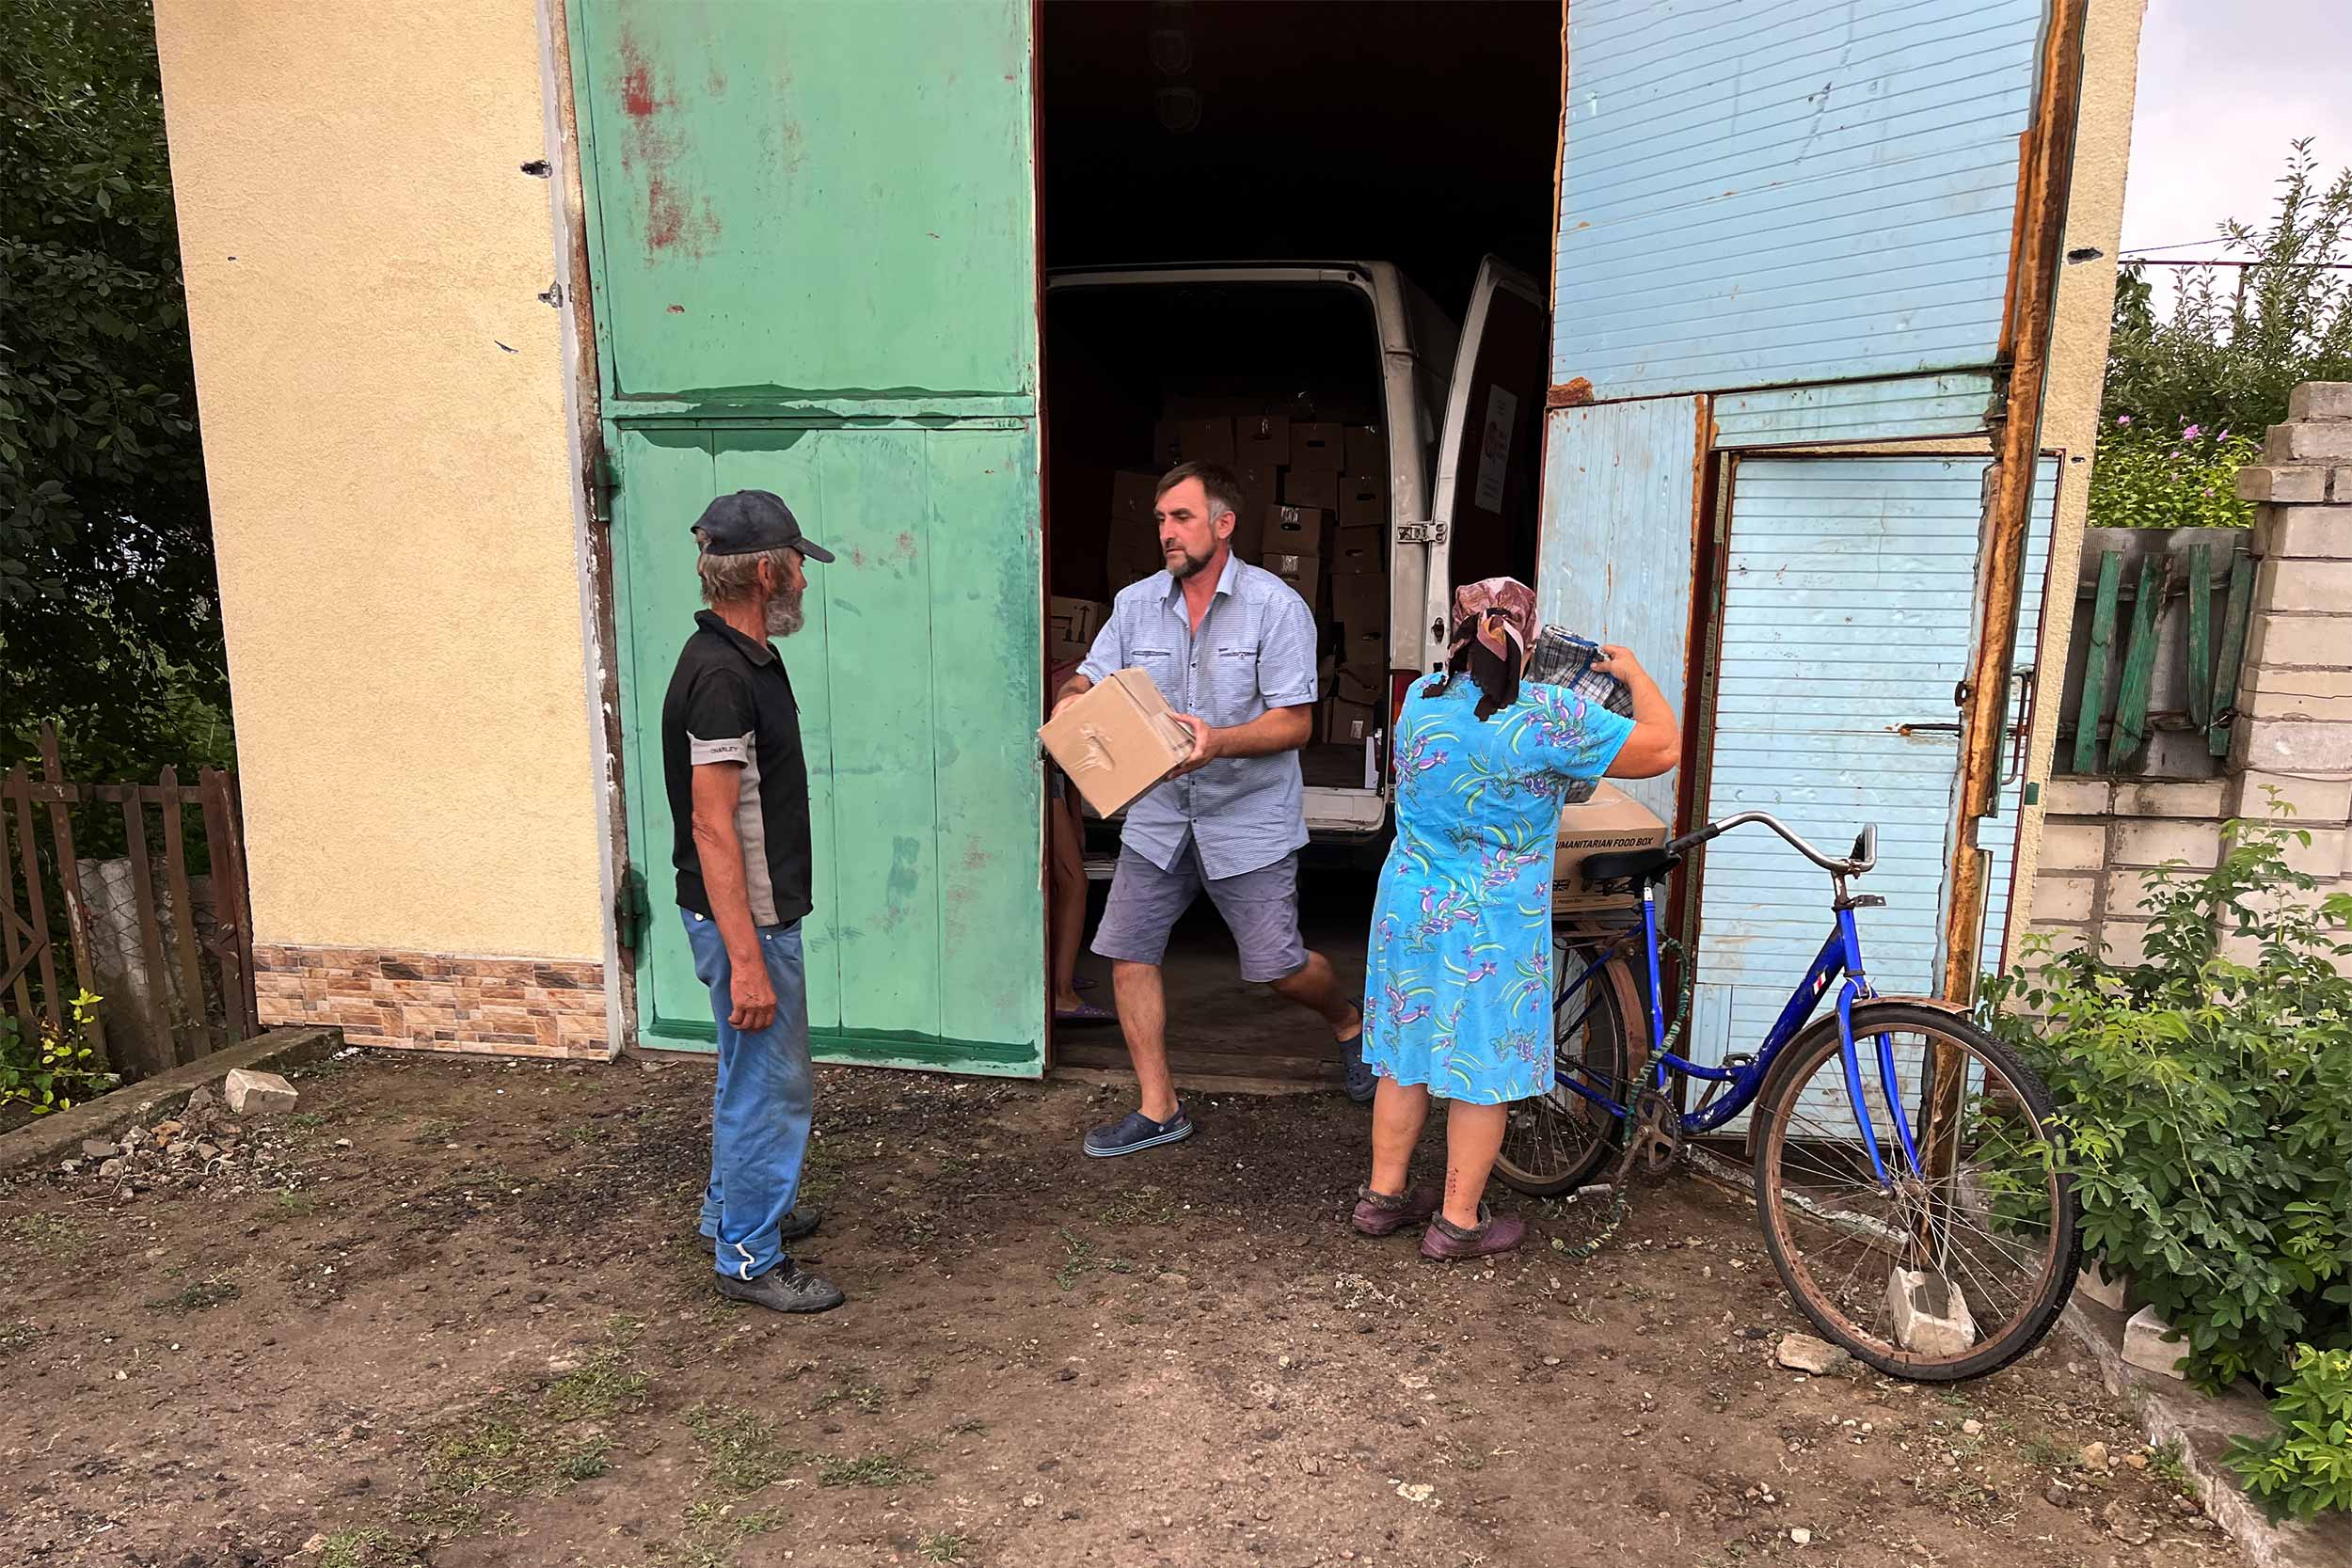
[1750,1002,2081,1381]
[1494,929,1640,1197]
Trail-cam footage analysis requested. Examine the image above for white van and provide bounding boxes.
[1044,257,1548,845]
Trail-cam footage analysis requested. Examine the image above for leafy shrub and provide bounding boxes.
[0,989,117,1117]
[1988,811,2352,1391]
[2226,1344,2352,1520]
[2085,419,2259,530]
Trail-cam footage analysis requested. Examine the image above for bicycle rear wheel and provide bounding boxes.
[1494,929,1639,1197]
[1750,1001,2081,1381]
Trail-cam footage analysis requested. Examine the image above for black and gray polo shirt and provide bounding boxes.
[662,610,814,927]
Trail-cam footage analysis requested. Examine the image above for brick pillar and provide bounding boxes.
[2229,382,2352,929]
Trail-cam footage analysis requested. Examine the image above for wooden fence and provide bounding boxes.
[0,725,257,1078]
[2055,528,2254,778]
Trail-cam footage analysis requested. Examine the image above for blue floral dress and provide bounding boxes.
[1363,678,1636,1103]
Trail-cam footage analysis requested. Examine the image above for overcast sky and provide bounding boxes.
[2120,0,2352,265]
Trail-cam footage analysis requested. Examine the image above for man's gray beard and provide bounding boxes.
[765,590,805,638]
[1168,546,1213,580]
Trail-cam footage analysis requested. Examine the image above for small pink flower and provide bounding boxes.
[2117,414,2133,425]
[2182,423,2202,440]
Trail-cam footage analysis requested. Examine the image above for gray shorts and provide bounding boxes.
[1090,840,1307,983]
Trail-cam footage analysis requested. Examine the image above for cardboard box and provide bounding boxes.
[1107,517,1165,581]
[1551,783,1669,912]
[1263,504,1330,557]
[1329,523,1384,578]
[1262,551,1323,607]
[1234,412,1291,468]
[1336,472,1388,531]
[1326,697,1381,749]
[1176,417,1234,467]
[1336,626,1386,683]
[1329,662,1386,707]
[1048,595,1107,669]
[1111,470,1161,527]
[1293,421,1344,471]
[1231,464,1277,551]
[1040,669,1195,818]
[1152,419,1182,468]
[1343,423,1384,478]
[1283,467,1339,511]
[1330,572,1387,634]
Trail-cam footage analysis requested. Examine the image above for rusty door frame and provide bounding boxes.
[1941,0,2090,1005]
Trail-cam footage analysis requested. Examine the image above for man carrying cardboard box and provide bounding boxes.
[1051,461,1369,1156]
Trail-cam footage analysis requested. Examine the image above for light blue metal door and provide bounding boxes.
[1691,457,2054,1069]
[1551,0,2049,400]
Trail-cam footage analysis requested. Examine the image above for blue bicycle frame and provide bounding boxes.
[1551,881,1924,1192]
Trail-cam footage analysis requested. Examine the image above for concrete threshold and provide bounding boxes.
[0,1025,342,1177]
[2062,1297,2352,1568]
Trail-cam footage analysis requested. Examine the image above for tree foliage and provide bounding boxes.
[0,0,230,780]
[2102,139,2352,438]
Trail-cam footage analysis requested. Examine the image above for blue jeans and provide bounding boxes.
[681,909,814,1281]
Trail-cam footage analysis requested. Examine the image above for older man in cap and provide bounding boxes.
[664,489,844,1313]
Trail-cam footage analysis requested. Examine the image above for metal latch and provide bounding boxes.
[1396,519,1449,546]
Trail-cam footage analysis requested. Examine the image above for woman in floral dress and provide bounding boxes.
[1352,578,1680,1260]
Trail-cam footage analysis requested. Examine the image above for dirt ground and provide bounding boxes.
[1,1048,2245,1568]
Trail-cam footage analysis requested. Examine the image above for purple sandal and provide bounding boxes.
[1055,1001,1118,1027]
[1420,1205,1526,1261]
[1350,1183,1438,1237]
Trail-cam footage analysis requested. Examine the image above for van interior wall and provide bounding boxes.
[1040,1,1561,312]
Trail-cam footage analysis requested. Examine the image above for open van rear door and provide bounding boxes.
[1420,256,1549,654]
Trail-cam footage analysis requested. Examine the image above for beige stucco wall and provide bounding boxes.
[2002,0,2149,965]
[153,1,603,961]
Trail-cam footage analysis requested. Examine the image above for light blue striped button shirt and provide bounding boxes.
[1078,553,1321,879]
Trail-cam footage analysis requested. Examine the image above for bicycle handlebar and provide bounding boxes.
[1666,812,1877,876]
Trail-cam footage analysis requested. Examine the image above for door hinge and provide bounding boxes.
[1397,519,1448,546]
[615,864,649,952]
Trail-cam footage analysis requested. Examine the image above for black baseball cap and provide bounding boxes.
[691,490,835,562]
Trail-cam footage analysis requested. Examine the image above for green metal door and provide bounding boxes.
[573,0,1045,1073]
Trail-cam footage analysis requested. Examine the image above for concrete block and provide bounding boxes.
[2240,717,2352,774]
[2245,686,2352,722]
[2265,420,2352,464]
[2040,778,2113,816]
[1887,1267,1979,1357]
[2233,769,2352,824]
[2276,824,2350,879]
[2108,817,2221,869]
[2122,1305,2190,1380]
[2030,872,2097,924]
[2333,467,2352,503]
[2255,556,2352,614]
[2022,923,2091,962]
[2112,781,2226,819]
[2100,918,2156,967]
[2286,382,2352,421]
[2235,465,2327,504]
[2256,505,2352,561]
[2240,610,2350,670]
[2106,863,2187,912]
[2076,1259,2132,1312]
[223,1068,299,1117]
[2039,820,2109,872]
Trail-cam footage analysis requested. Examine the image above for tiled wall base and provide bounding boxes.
[254,944,613,1058]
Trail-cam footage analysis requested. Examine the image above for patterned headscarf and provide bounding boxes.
[1448,577,1538,667]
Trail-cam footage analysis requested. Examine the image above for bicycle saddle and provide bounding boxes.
[1580,843,1681,887]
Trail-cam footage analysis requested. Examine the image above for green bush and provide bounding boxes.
[1988,810,2352,1391]
[0,989,117,1117]
[2084,419,2259,530]
[2227,1344,2352,1520]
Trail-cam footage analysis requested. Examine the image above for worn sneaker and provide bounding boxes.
[1351,1183,1439,1237]
[1082,1106,1195,1159]
[696,1208,820,1248]
[716,1264,846,1314]
[1419,1205,1526,1262]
